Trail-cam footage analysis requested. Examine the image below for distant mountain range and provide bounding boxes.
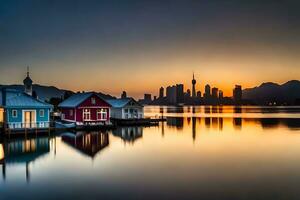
[0,84,115,101]
[243,80,300,105]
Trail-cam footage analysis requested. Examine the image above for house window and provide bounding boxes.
[83,109,91,121]
[69,109,73,116]
[91,97,96,105]
[97,109,107,120]
[124,109,128,113]
[39,109,45,117]
[12,110,18,118]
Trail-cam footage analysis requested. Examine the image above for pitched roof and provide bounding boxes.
[106,98,143,108]
[58,92,93,108]
[0,89,53,108]
[58,92,110,108]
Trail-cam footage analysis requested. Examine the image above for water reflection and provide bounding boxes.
[0,136,51,182]
[1,106,300,200]
[145,105,300,118]
[61,131,109,158]
[167,117,184,128]
[112,126,143,143]
[164,116,300,132]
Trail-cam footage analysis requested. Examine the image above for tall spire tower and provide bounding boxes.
[192,72,196,98]
[23,66,33,96]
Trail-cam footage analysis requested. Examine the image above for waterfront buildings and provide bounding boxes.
[176,84,184,104]
[166,84,184,105]
[58,92,111,125]
[159,87,164,98]
[0,70,53,130]
[204,84,211,98]
[233,85,242,104]
[107,98,144,119]
[212,87,219,98]
[166,85,177,104]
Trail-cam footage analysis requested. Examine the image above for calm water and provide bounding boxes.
[2,106,300,200]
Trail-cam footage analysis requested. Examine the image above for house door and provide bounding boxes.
[24,111,35,128]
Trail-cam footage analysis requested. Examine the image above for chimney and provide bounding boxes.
[1,87,6,106]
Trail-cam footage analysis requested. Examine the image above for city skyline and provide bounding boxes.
[1,1,300,98]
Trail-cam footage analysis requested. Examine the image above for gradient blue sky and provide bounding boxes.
[1,0,300,98]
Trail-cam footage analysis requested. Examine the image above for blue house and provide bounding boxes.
[0,69,53,130]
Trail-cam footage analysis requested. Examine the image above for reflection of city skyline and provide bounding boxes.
[163,116,300,142]
[165,116,300,130]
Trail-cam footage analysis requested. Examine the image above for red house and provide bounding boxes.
[58,92,111,125]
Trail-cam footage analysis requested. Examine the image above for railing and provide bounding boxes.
[5,122,51,129]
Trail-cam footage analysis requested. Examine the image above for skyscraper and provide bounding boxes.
[166,85,177,104]
[204,84,211,98]
[212,87,219,98]
[176,84,184,104]
[192,73,196,98]
[159,87,164,98]
[233,85,242,104]
[219,90,224,99]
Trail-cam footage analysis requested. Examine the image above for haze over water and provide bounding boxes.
[1,106,300,200]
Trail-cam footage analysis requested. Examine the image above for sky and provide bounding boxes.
[0,0,300,98]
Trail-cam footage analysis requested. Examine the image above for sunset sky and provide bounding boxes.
[0,0,300,98]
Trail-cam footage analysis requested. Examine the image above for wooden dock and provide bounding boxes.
[0,118,166,138]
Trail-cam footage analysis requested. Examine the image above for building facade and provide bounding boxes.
[107,98,144,119]
[58,92,111,125]
[159,87,164,98]
[233,85,242,104]
[0,89,53,130]
[0,70,53,130]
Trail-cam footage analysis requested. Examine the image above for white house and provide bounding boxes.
[106,98,144,119]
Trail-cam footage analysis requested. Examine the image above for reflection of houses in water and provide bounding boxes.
[112,127,143,143]
[166,117,184,129]
[0,137,51,182]
[61,131,109,158]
